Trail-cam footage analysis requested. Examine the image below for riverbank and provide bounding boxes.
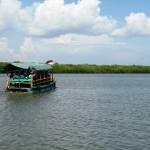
[52,64,150,73]
[1,62,150,73]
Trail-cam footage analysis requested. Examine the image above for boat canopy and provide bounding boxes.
[5,62,52,72]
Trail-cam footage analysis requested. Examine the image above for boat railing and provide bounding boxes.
[33,77,55,86]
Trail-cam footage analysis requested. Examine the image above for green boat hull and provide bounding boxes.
[32,81,56,92]
[7,81,56,93]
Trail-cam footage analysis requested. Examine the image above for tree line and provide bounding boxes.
[1,62,150,73]
[52,63,150,73]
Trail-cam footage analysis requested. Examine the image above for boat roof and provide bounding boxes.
[5,62,52,71]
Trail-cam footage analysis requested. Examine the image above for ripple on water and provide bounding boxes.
[0,74,150,150]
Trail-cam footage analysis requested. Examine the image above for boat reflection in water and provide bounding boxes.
[5,62,56,93]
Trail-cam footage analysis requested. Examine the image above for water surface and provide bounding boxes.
[0,74,150,150]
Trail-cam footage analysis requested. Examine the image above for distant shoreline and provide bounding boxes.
[52,64,150,73]
[1,62,150,73]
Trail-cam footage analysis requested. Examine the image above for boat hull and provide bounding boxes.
[7,81,56,93]
[32,81,56,92]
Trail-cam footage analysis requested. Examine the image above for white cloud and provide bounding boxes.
[0,35,148,64]
[0,0,21,30]
[0,30,127,62]
[14,33,115,61]
[28,0,117,37]
[112,13,150,37]
[16,37,56,61]
[0,0,117,37]
[1,0,150,64]
[0,0,38,32]
[46,33,113,45]
[1,0,150,38]
[0,37,14,61]
[0,0,150,38]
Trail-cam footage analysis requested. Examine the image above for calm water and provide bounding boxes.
[0,74,150,150]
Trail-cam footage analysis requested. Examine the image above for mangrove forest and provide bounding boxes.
[1,62,150,73]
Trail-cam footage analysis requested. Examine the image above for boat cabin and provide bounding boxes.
[5,62,56,92]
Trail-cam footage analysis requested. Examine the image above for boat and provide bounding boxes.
[5,62,56,92]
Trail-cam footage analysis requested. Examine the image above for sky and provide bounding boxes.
[0,0,150,64]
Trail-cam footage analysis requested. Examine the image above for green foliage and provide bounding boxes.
[1,62,150,73]
[0,62,9,73]
[52,64,150,73]
[13,61,21,63]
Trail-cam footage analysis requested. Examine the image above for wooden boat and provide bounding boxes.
[5,62,56,92]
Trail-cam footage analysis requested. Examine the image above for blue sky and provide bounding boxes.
[0,0,150,64]
[101,0,150,20]
[21,0,150,20]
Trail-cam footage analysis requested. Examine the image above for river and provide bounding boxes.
[0,74,150,150]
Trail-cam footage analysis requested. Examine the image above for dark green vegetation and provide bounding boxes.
[53,64,150,73]
[1,62,150,73]
[0,62,9,73]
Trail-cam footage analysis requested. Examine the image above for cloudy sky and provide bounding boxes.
[0,0,150,64]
